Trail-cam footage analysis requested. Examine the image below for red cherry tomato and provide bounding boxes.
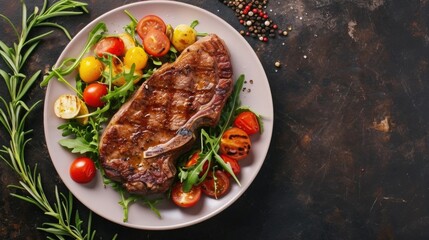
[70,157,96,184]
[143,29,170,57]
[201,170,230,199]
[220,154,240,177]
[185,151,212,177]
[83,82,108,108]
[185,151,200,168]
[219,127,251,160]
[94,37,125,57]
[233,111,260,135]
[136,15,166,40]
[171,182,201,208]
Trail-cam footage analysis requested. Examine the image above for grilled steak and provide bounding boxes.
[99,34,233,195]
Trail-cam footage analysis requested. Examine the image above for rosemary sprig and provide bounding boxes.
[0,1,116,239]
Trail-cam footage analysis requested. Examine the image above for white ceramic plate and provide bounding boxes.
[43,1,273,230]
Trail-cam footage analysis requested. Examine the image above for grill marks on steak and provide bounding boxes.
[99,34,233,195]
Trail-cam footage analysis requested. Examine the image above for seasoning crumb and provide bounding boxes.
[249,79,254,84]
[373,116,391,132]
[275,60,281,67]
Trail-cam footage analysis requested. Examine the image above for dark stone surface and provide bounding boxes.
[1,0,429,239]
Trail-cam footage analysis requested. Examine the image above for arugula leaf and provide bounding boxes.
[59,137,95,154]
[123,10,138,40]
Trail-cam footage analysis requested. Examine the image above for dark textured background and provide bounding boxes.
[1,0,429,239]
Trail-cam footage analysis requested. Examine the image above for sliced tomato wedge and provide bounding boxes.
[233,111,260,135]
[171,182,201,208]
[185,151,212,177]
[220,154,240,177]
[185,151,200,168]
[201,170,230,199]
[94,36,125,57]
[136,15,166,40]
[220,127,251,160]
[143,29,170,57]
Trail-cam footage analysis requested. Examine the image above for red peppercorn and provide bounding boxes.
[273,24,278,29]
[252,8,258,13]
[263,37,268,42]
[263,14,268,19]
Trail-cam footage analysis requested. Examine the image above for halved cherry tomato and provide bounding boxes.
[220,127,251,160]
[201,170,230,199]
[136,15,166,40]
[83,82,108,108]
[185,151,200,168]
[94,37,125,57]
[143,29,170,57]
[234,111,260,135]
[185,151,212,177]
[171,182,201,208]
[220,154,240,177]
[70,157,96,184]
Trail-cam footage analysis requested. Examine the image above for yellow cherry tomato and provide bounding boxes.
[124,46,148,70]
[172,24,197,52]
[79,56,103,83]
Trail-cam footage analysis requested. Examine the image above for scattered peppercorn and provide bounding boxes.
[220,0,289,42]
